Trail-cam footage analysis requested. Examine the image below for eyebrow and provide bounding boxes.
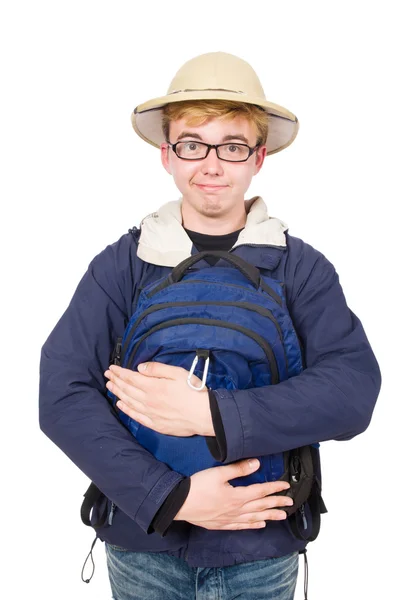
[176,131,250,144]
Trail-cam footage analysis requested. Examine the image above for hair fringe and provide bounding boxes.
[161,100,268,144]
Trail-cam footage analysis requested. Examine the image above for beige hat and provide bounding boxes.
[131,52,299,156]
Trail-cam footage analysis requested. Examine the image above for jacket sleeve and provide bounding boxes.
[39,234,184,533]
[212,236,382,462]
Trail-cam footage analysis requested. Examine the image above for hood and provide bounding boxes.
[136,196,288,268]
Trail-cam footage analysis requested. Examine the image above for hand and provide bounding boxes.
[174,459,294,530]
[104,362,214,437]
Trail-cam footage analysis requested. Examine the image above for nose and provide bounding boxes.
[200,147,224,176]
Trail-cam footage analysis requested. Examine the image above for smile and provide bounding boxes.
[195,184,228,192]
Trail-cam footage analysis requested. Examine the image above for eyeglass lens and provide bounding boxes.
[175,141,251,161]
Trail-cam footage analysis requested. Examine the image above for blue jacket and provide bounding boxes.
[39,197,381,567]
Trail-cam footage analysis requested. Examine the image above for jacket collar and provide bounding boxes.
[136,196,288,271]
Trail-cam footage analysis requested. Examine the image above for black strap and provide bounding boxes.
[289,513,305,541]
[288,480,326,542]
[305,483,322,542]
[299,548,309,600]
[81,535,99,584]
[170,251,261,289]
[81,482,107,528]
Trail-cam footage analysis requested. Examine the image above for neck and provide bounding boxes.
[181,199,247,235]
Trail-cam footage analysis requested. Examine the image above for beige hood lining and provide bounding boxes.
[137,196,287,267]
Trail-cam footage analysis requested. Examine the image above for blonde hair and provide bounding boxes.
[161,100,269,145]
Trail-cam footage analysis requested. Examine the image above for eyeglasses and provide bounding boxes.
[167,140,261,162]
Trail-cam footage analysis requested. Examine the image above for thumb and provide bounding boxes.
[137,361,176,379]
[219,459,260,482]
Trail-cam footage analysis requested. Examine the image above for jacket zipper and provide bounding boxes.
[125,317,279,384]
[121,300,286,367]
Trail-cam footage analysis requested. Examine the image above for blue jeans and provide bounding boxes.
[105,544,299,600]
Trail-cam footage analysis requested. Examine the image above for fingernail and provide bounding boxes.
[138,363,147,372]
[248,459,260,469]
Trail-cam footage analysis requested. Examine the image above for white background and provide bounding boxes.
[1,1,395,598]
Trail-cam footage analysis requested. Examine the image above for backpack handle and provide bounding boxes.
[170,251,261,289]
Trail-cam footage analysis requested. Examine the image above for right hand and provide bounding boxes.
[174,459,294,530]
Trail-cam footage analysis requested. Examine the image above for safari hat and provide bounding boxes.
[131,51,299,156]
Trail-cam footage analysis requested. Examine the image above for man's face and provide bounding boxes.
[160,115,266,224]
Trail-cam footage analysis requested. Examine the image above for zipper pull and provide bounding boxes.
[290,455,301,483]
[300,504,308,530]
[113,338,122,366]
[108,501,116,525]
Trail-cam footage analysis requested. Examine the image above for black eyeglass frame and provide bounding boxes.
[166,140,262,163]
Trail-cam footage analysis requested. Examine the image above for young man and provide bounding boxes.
[39,52,381,599]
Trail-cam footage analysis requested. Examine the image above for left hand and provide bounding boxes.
[104,362,214,437]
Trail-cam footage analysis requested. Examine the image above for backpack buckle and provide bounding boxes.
[187,350,209,391]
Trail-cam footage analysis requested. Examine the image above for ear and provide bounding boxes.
[253,145,267,175]
[160,142,172,175]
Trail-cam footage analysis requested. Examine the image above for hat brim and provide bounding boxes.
[131,90,299,155]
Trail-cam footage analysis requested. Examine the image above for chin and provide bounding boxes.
[185,192,231,214]
[201,195,225,206]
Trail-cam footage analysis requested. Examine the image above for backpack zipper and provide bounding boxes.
[108,501,116,526]
[300,504,308,530]
[125,317,279,384]
[147,278,282,306]
[121,301,287,369]
[291,455,301,483]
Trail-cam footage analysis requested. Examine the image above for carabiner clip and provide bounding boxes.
[187,351,210,391]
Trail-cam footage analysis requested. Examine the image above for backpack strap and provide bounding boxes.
[81,482,107,528]
[170,251,262,289]
[288,477,327,542]
[148,250,283,305]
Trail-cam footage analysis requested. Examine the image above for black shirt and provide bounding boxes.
[150,225,243,536]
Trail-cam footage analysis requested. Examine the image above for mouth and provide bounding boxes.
[195,184,228,192]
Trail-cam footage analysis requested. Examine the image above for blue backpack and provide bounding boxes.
[82,251,327,542]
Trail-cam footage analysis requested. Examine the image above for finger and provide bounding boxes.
[106,376,146,403]
[237,480,291,503]
[106,381,146,412]
[106,365,149,391]
[225,521,268,530]
[107,365,134,380]
[238,510,287,523]
[116,401,153,429]
[187,372,206,389]
[219,458,262,482]
[228,521,268,530]
[242,495,294,513]
[137,361,185,380]
[216,508,288,525]
[212,521,267,531]
[256,509,288,521]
